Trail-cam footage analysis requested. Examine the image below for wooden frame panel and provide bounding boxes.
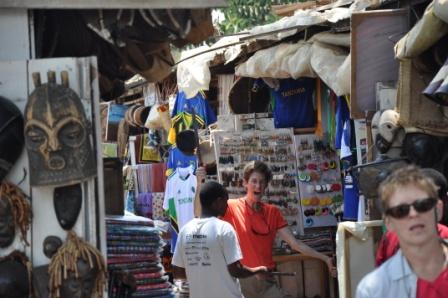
[350,9,408,118]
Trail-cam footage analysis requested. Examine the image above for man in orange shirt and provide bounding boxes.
[222,160,336,298]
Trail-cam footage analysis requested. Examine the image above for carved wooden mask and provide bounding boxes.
[24,71,96,186]
[53,183,82,230]
[59,259,99,298]
[0,252,30,298]
[43,235,63,259]
[0,96,24,182]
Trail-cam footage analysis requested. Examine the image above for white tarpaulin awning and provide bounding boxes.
[235,32,351,95]
[235,41,316,79]
[310,41,350,95]
[435,0,448,22]
[175,0,384,96]
[177,36,244,98]
[395,1,448,59]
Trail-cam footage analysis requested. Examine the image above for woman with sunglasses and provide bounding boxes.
[357,165,448,298]
[222,160,336,298]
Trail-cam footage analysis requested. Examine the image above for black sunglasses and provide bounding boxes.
[385,197,438,219]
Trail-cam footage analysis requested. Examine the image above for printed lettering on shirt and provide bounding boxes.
[178,197,194,205]
[281,87,306,97]
[184,233,213,267]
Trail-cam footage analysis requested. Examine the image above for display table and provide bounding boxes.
[274,254,336,298]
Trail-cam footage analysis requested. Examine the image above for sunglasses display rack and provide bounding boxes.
[213,128,304,235]
[294,134,343,228]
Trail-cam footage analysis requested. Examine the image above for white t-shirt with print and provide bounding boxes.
[172,217,244,298]
[163,164,197,231]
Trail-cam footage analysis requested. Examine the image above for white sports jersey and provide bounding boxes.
[163,164,197,232]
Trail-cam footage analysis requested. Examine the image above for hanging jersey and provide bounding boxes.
[271,78,316,129]
[343,173,359,220]
[168,91,217,145]
[340,121,352,159]
[335,96,351,150]
[166,146,198,177]
[163,165,197,233]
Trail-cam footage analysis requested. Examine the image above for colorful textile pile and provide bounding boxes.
[107,215,173,298]
[297,229,335,253]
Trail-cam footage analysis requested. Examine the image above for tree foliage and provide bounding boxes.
[218,0,299,34]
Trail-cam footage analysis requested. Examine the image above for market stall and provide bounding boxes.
[2,0,448,296]
[0,2,224,297]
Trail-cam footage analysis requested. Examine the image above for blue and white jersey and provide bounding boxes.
[168,91,217,145]
[166,146,198,177]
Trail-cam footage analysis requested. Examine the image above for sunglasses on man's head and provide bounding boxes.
[385,197,438,219]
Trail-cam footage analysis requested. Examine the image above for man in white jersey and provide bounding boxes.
[172,181,268,298]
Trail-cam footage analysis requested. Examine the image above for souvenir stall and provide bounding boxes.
[168,0,444,295]
[0,1,224,297]
[0,59,107,298]
[214,128,302,235]
[209,86,340,297]
[100,75,202,297]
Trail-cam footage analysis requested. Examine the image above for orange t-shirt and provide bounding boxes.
[221,198,288,269]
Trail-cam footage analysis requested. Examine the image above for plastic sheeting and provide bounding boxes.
[177,46,214,99]
[310,41,350,96]
[309,32,351,48]
[235,41,315,79]
[177,36,243,99]
[395,1,448,59]
[336,54,351,96]
[236,36,351,96]
[247,0,381,41]
[247,5,356,40]
[435,0,448,23]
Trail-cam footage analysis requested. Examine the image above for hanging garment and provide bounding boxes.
[166,146,198,177]
[335,96,351,150]
[343,172,359,221]
[150,163,167,193]
[136,164,151,194]
[270,78,316,129]
[163,164,197,233]
[151,193,166,220]
[135,192,153,219]
[167,91,217,145]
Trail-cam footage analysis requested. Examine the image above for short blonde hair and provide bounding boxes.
[379,165,438,210]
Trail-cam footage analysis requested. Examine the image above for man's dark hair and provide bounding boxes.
[243,160,272,183]
[422,168,448,225]
[422,168,448,199]
[200,181,228,209]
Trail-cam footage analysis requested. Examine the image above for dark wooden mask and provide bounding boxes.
[53,183,82,230]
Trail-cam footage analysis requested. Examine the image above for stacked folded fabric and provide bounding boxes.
[107,215,173,298]
[297,229,335,253]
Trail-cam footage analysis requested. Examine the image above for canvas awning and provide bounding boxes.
[235,32,351,96]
